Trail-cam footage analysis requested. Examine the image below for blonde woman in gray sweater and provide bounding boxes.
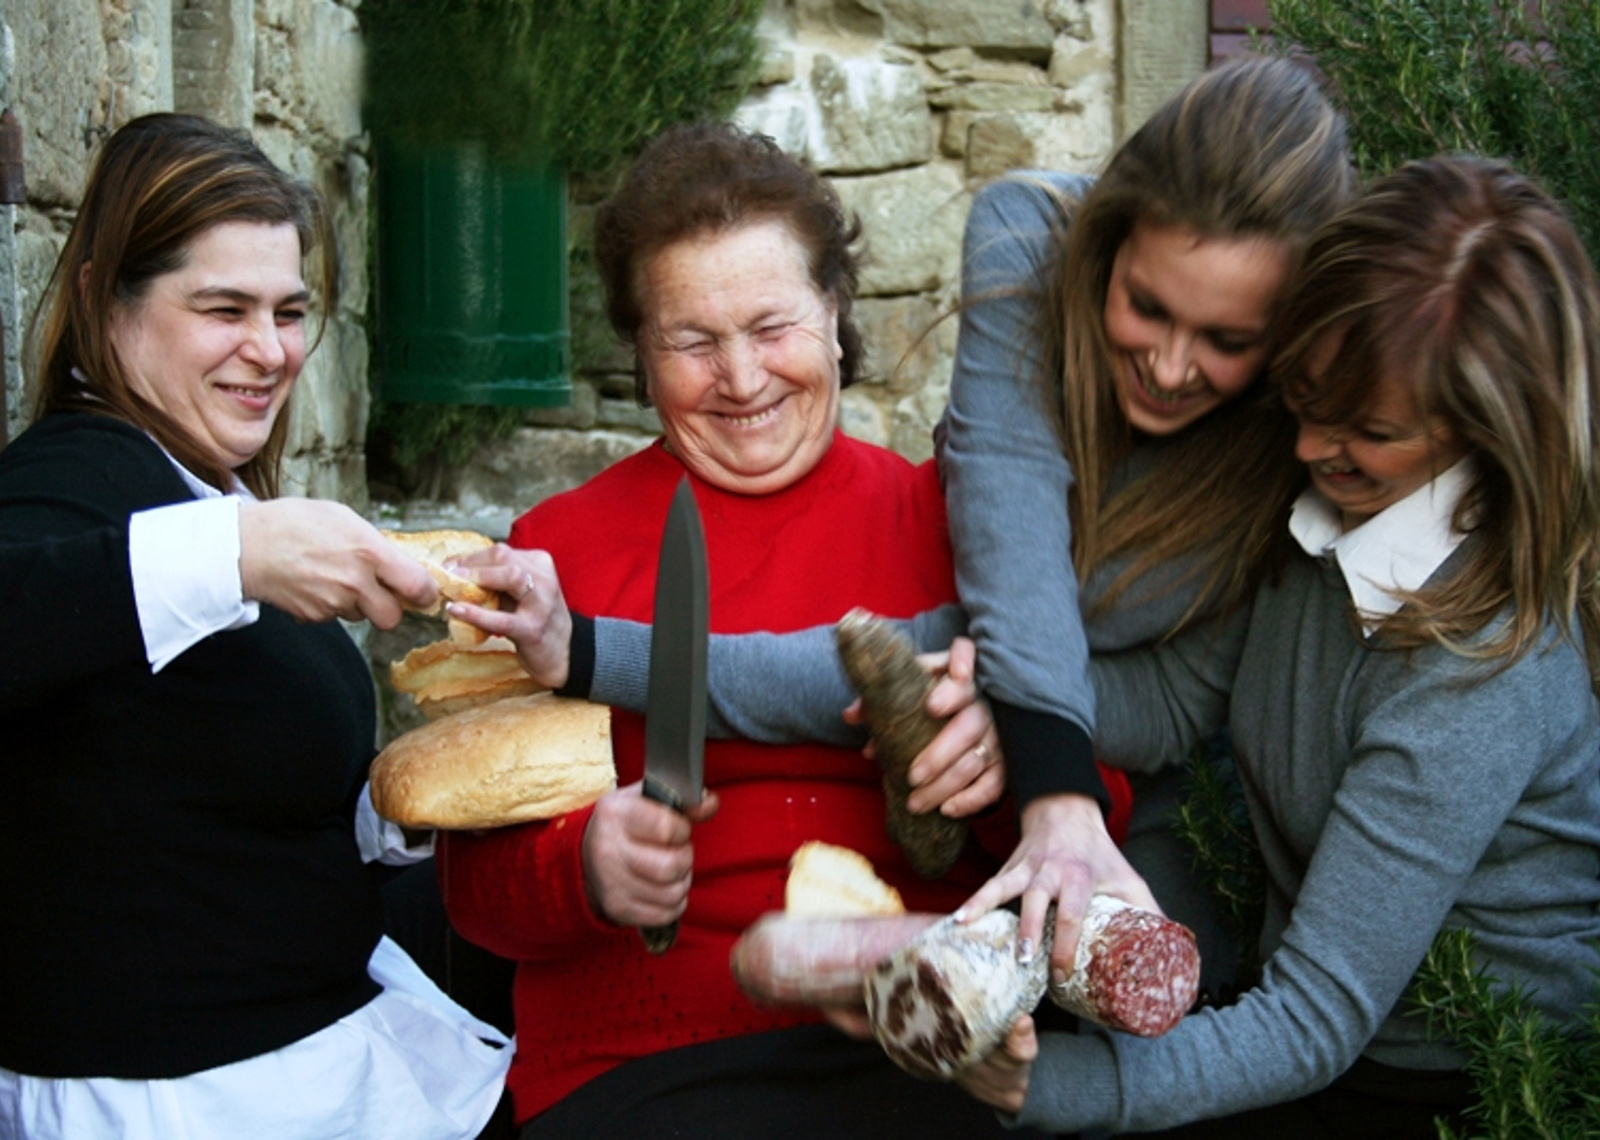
[962,155,1600,1137]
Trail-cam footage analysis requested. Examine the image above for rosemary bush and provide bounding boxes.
[1409,928,1600,1139]
[362,0,764,173]
[1267,0,1600,257]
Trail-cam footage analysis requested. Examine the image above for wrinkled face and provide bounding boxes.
[1292,337,1468,530]
[636,220,842,495]
[1103,220,1290,436]
[110,221,308,471]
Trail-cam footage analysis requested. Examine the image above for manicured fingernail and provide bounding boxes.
[952,907,968,923]
[1051,969,1067,989]
[1017,938,1034,964]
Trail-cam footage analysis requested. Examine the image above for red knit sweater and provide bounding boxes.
[440,433,1025,1122]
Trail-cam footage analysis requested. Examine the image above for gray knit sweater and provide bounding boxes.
[1017,542,1600,1133]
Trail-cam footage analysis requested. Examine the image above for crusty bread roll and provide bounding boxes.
[382,529,500,633]
[370,693,615,829]
[785,841,905,918]
[390,636,541,720]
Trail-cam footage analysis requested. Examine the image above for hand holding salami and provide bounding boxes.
[729,843,1200,1081]
[835,609,971,878]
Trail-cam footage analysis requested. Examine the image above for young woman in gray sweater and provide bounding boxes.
[959,155,1600,1137]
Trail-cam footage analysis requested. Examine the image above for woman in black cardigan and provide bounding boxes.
[0,113,510,1139]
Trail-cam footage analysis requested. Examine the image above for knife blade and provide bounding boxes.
[640,475,709,953]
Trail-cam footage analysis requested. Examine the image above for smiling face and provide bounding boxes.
[635,219,843,495]
[110,220,309,472]
[1102,220,1290,436]
[1293,338,1468,530]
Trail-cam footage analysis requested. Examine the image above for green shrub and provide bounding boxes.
[362,0,764,174]
[1267,0,1600,257]
[1409,928,1600,1139]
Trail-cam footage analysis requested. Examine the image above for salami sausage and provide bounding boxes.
[835,610,969,879]
[1047,894,1200,1037]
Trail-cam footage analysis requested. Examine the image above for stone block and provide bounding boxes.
[10,0,105,208]
[810,53,931,175]
[835,162,967,296]
[927,82,1056,113]
[855,294,955,394]
[859,0,1054,55]
[734,84,813,160]
[1118,0,1207,140]
[254,0,362,141]
[965,109,1110,181]
[1049,32,1113,89]
[286,314,368,455]
[105,0,174,118]
[173,0,253,128]
[443,427,655,535]
[838,387,888,448]
[940,110,978,157]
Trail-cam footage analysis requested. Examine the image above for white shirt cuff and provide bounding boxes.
[128,498,259,671]
[356,782,436,865]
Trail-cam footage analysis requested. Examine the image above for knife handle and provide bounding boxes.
[640,778,685,954]
[640,919,679,955]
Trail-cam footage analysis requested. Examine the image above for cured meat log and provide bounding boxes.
[865,910,1048,1080]
[868,899,1199,1079]
[1051,894,1202,1037]
[729,900,1200,1081]
[835,609,969,878]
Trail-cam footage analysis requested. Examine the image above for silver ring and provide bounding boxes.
[517,573,535,600]
[974,741,992,765]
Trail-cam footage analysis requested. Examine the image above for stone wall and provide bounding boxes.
[378,0,1210,539]
[0,0,369,511]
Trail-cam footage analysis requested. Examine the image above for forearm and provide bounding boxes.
[941,173,1102,807]
[1088,611,1246,774]
[584,606,968,745]
[437,810,613,960]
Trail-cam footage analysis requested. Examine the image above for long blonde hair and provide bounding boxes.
[1275,155,1600,688]
[1044,57,1354,619]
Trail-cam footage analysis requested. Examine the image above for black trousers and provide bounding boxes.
[518,1023,1061,1140]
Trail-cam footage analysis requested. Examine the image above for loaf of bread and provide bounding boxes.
[389,636,540,721]
[369,693,615,829]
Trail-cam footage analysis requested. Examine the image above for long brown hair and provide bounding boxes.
[1042,57,1354,620]
[1274,155,1600,688]
[29,113,332,498]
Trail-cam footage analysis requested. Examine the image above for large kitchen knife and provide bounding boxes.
[639,475,709,954]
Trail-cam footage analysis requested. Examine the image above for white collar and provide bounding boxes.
[151,438,251,501]
[1288,457,1476,634]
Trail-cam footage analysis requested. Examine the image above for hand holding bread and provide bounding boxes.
[240,500,437,628]
[392,535,575,691]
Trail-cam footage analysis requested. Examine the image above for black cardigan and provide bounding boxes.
[0,414,383,1078]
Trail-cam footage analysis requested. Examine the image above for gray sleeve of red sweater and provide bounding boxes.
[589,605,969,745]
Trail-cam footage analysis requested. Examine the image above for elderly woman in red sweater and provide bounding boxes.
[436,123,1056,1138]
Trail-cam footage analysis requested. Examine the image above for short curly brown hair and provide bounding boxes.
[592,120,864,405]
